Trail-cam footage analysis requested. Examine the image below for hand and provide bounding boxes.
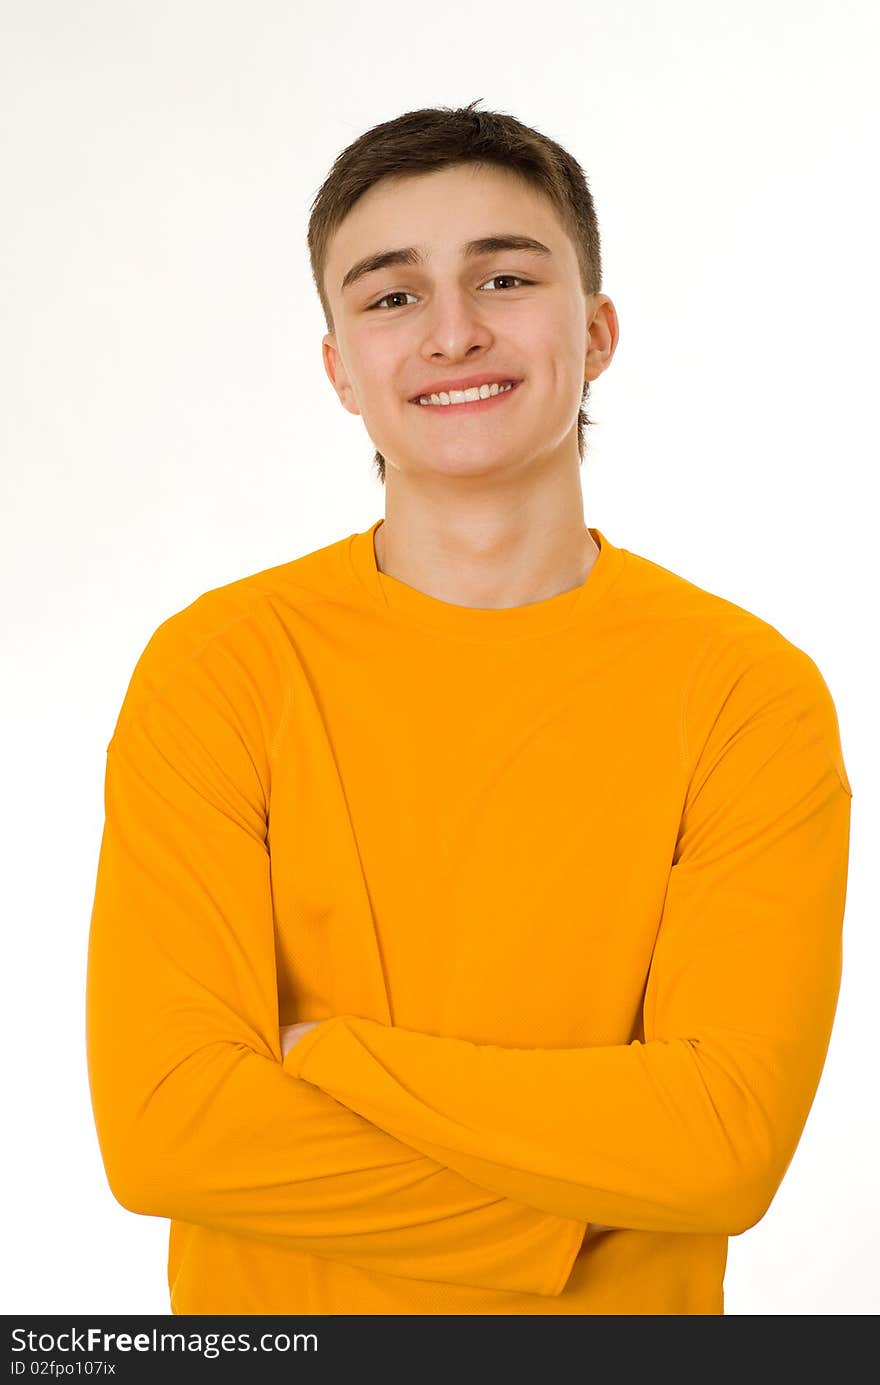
[280,1020,322,1060]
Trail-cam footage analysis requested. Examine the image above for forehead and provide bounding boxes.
[325,163,570,295]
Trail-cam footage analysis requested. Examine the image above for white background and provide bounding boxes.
[2,0,877,1315]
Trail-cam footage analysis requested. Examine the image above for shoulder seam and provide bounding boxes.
[679,630,718,777]
[109,605,261,751]
[108,573,363,754]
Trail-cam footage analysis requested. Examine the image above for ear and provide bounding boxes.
[322,334,361,416]
[584,295,620,382]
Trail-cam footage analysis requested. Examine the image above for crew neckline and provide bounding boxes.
[346,518,627,641]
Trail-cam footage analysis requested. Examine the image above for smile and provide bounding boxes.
[411,381,522,414]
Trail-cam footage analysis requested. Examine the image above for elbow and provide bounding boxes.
[92,1090,186,1218]
[111,1172,172,1221]
[89,1041,230,1219]
[681,1041,803,1236]
[97,1133,177,1219]
[89,1066,177,1217]
[91,1104,158,1216]
[104,1168,148,1217]
[725,1168,783,1237]
[693,1158,783,1237]
[706,1184,771,1237]
[91,1039,262,1220]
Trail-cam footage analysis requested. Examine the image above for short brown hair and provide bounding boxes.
[307,99,603,485]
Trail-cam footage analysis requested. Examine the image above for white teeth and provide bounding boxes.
[417,381,516,406]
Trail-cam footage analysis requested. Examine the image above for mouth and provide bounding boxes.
[409,380,523,415]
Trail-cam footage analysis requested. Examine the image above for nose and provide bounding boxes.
[418,286,494,361]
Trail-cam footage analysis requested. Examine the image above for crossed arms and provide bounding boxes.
[87,638,851,1296]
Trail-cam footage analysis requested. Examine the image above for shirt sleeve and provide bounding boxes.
[284,644,853,1236]
[85,629,586,1298]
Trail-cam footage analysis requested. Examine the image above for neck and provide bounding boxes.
[373,496,599,611]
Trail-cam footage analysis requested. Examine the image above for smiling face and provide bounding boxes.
[320,162,616,481]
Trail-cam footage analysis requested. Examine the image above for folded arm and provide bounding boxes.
[86,629,586,1298]
[285,649,852,1236]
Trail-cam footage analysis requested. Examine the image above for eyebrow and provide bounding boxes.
[340,234,554,294]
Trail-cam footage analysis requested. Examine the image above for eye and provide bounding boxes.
[481,274,529,292]
[368,290,418,311]
[367,275,533,311]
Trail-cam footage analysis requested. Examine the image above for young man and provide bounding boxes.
[86,103,852,1316]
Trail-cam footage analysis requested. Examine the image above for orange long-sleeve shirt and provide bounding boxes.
[86,519,852,1315]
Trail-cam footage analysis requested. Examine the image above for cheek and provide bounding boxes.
[350,338,408,409]
[522,307,581,377]
[541,297,587,366]
[530,339,582,396]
